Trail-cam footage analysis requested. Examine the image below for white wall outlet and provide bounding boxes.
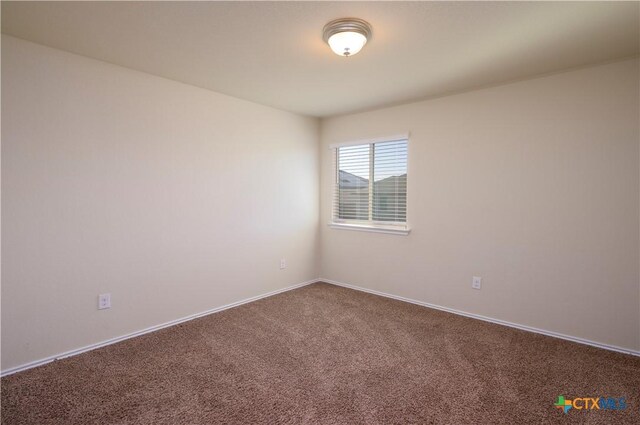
[98,293,111,310]
[472,276,482,290]
[280,258,286,269]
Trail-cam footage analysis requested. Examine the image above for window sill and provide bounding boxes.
[328,222,411,236]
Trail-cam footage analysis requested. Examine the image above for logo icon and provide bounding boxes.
[555,396,572,413]
[554,395,626,413]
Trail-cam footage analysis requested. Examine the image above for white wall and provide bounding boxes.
[1,36,320,371]
[320,58,640,352]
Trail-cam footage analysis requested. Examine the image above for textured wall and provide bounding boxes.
[1,36,320,370]
[320,58,640,351]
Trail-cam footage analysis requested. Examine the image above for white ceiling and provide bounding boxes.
[2,1,639,117]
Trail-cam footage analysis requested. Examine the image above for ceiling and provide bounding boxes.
[2,1,639,118]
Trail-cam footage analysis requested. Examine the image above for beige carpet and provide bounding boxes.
[2,282,639,424]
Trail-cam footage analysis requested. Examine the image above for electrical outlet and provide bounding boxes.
[98,293,111,310]
[472,276,482,290]
[280,258,286,269]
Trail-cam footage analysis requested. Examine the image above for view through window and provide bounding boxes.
[333,138,407,227]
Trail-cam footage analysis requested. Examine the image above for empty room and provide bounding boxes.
[1,1,639,424]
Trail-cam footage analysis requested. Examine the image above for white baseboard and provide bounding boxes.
[1,279,319,377]
[4,276,637,377]
[320,278,640,357]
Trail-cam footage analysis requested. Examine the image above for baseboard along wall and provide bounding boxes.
[320,278,640,357]
[3,277,637,377]
[0,279,318,377]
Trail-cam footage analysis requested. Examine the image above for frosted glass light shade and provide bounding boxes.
[327,31,368,57]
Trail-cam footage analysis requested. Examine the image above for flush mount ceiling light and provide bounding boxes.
[323,18,372,57]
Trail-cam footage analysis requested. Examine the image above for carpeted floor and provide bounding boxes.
[2,282,639,424]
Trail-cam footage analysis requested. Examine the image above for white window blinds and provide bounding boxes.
[332,138,408,228]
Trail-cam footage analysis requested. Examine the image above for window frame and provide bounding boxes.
[329,134,410,236]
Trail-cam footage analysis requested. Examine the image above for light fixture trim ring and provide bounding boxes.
[322,17,372,43]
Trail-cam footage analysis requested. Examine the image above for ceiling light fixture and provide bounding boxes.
[323,18,372,57]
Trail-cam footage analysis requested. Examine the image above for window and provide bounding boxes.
[331,136,409,235]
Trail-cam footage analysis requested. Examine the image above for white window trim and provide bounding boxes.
[329,134,410,236]
[328,222,411,235]
[329,133,410,150]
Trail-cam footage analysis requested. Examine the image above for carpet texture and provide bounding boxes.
[2,282,639,424]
